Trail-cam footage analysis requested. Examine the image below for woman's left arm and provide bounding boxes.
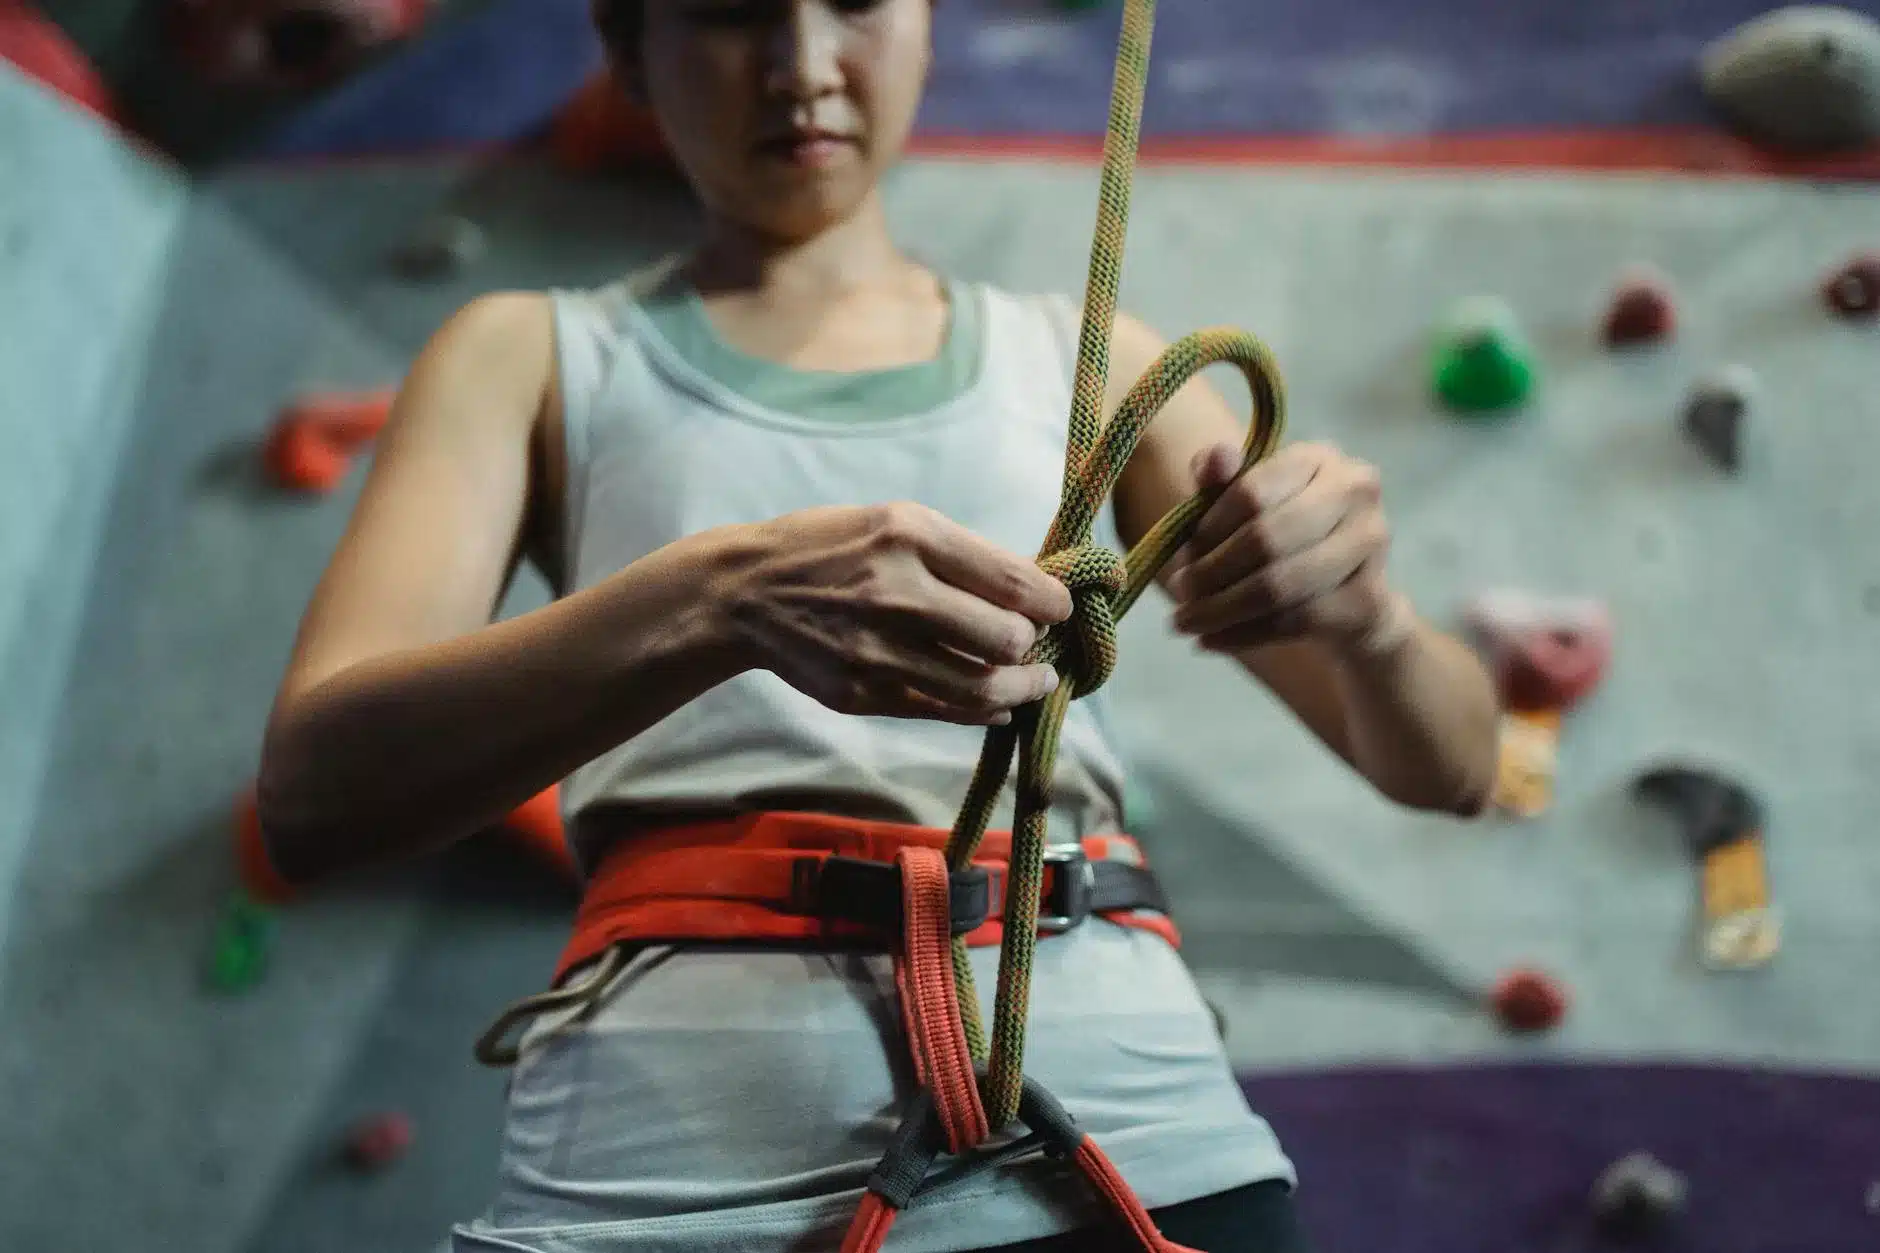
[1103,312,1500,816]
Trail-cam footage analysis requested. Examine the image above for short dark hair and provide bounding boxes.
[593,0,642,61]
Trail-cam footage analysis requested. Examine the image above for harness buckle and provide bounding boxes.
[1037,845,1096,933]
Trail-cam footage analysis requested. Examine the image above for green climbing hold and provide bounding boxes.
[1432,296,1536,415]
[206,888,275,994]
[1123,778,1157,835]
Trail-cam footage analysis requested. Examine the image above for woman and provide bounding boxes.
[255,2,1501,1249]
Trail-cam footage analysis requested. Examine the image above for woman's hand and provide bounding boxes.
[1167,441,1410,657]
[713,502,1073,726]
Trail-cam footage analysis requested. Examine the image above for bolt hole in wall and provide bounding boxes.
[4,2,1880,1253]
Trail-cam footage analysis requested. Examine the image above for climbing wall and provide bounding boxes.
[0,66,184,950]
[6,23,1880,1253]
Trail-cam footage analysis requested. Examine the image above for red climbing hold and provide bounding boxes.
[1602,266,1677,347]
[0,0,121,125]
[170,0,431,92]
[551,69,674,174]
[1492,967,1568,1033]
[1463,591,1614,714]
[1823,252,1880,320]
[262,388,395,494]
[343,1111,414,1171]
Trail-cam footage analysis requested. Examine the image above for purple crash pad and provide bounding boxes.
[1241,1063,1880,1253]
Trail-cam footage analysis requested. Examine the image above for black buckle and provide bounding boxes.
[797,856,992,937]
[1037,846,1095,933]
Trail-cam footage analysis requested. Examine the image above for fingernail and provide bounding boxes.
[1042,669,1061,692]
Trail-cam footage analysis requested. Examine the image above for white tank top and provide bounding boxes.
[552,259,1129,868]
[458,264,1293,1253]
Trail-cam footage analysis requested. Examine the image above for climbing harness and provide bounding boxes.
[476,0,1287,1247]
[472,814,1179,1067]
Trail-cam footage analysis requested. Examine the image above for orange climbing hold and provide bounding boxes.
[235,785,299,905]
[551,69,673,173]
[503,785,577,879]
[262,388,394,494]
[0,0,120,125]
[234,781,573,903]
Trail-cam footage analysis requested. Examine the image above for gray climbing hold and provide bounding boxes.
[1591,1151,1688,1238]
[1683,365,1756,473]
[391,214,486,279]
[1701,6,1880,152]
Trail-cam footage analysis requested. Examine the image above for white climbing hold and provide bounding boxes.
[1701,6,1880,151]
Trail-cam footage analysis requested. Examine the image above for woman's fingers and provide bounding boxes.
[878,503,1073,627]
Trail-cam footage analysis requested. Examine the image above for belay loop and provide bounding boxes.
[1033,543,1128,695]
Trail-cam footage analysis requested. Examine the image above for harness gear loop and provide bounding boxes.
[472,941,629,1067]
[940,0,1287,1131]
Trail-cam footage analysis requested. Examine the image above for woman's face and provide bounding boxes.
[636,0,932,242]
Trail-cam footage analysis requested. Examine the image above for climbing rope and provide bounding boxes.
[939,0,1288,1130]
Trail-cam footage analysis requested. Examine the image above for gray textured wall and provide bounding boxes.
[0,68,186,954]
[2,70,1877,1249]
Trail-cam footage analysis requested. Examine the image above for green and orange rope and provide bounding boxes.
[939,0,1289,1130]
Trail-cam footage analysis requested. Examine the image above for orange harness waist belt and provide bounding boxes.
[553,810,1181,985]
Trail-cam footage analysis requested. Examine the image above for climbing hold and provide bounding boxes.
[1682,365,1756,473]
[1464,591,1612,818]
[1490,967,1568,1033]
[170,0,432,92]
[1701,6,1880,152]
[205,888,276,994]
[1122,778,1157,835]
[343,1110,415,1171]
[1591,1151,1688,1238]
[1635,764,1780,970]
[1431,296,1536,415]
[1823,250,1880,318]
[234,786,298,905]
[390,214,485,280]
[1602,266,1678,347]
[262,388,395,494]
[1463,591,1613,714]
[504,786,577,880]
[0,0,121,125]
[550,69,675,174]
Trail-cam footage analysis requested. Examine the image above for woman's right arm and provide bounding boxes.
[256,292,749,885]
[258,293,1071,889]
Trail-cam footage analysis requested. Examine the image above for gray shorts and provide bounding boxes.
[452,925,1294,1253]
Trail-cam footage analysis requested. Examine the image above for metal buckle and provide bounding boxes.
[1037,846,1095,933]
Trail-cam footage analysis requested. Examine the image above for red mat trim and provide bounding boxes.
[229,128,1880,180]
